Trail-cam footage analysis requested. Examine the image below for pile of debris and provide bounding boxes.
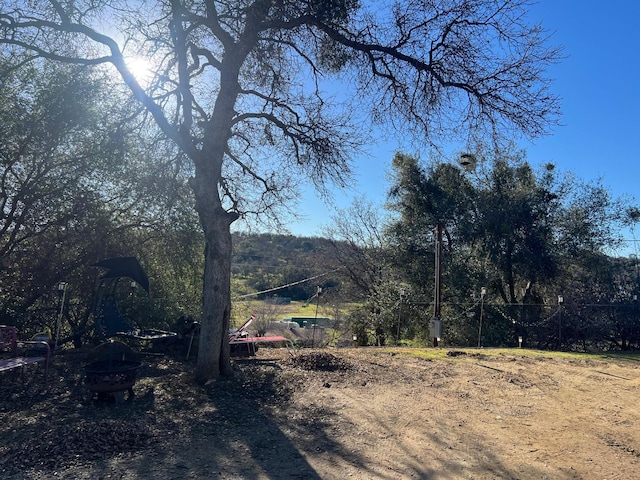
[287,352,353,372]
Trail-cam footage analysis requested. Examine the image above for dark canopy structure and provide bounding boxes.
[92,257,150,292]
[92,257,175,342]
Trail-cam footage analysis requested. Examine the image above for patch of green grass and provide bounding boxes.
[373,346,634,362]
[231,299,362,325]
[603,352,640,362]
[377,347,451,360]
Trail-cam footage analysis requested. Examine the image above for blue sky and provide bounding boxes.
[281,0,639,256]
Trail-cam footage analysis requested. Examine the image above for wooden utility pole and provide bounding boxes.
[432,223,443,347]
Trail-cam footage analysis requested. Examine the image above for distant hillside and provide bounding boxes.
[231,233,344,301]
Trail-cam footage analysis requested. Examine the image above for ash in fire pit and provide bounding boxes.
[84,341,142,403]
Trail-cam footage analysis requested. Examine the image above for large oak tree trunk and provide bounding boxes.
[189,62,241,383]
[191,163,235,384]
[196,212,234,383]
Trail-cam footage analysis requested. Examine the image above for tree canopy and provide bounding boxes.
[367,148,639,348]
[0,58,202,343]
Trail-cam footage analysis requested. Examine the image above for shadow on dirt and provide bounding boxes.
[1,351,348,478]
[1,348,584,479]
[200,360,327,478]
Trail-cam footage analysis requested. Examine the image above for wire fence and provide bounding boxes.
[398,301,640,351]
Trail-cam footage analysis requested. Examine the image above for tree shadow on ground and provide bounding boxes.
[1,349,581,479]
[54,357,349,479]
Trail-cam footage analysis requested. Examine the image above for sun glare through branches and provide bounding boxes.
[123,56,153,88]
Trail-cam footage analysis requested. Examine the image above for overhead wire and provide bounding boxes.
[233,267,343,299]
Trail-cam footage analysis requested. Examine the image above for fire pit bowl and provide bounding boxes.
[84,360,142,391]
[84,341,142,402]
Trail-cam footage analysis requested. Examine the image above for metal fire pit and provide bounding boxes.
[84,341,142,403]
[84,360,142,400]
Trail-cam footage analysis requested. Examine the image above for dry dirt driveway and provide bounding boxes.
[2,347,640,479]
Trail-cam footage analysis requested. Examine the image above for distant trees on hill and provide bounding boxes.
[231,233,347,302]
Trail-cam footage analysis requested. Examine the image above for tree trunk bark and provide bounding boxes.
[191,168,235,384]
[188,43,244,384]
[196,214,234,383]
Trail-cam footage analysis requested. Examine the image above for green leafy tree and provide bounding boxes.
[473,154,559,305]
[2,0,561,381]
[387,153,476,290]
[0,59,200,343]
[385,147,638,348]
[0,60,133,330]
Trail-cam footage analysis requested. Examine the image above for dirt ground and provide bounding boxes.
[2,346,640,479]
